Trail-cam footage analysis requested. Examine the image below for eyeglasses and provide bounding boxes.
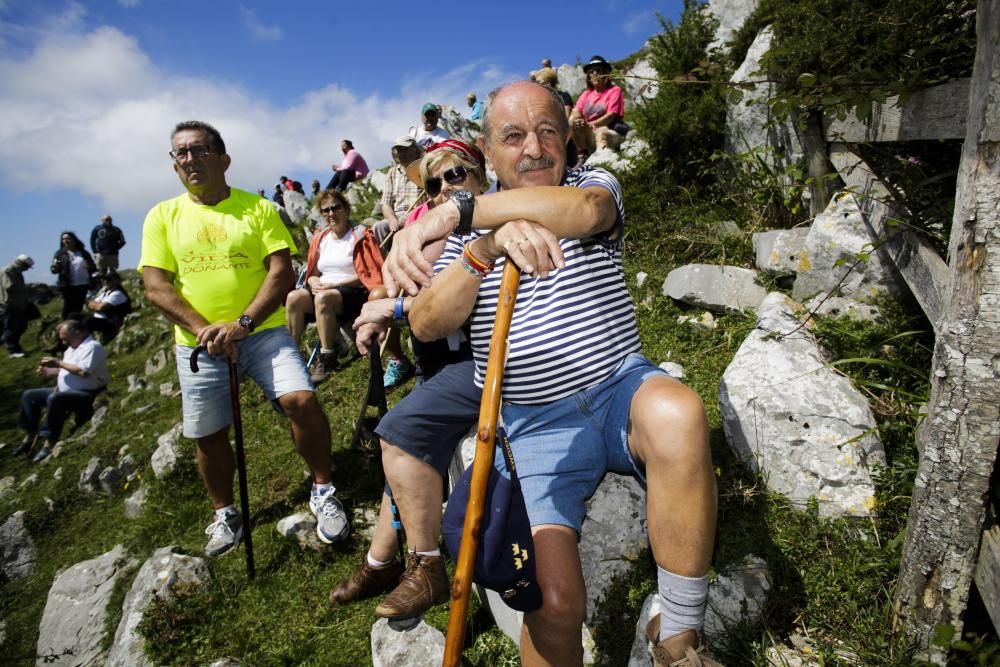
[169,145,213,161]
[425,165,471,197]
[319,203,345,215]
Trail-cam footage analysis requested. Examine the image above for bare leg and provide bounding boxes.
[368,491,403,562]
[384,327,405,360]
[520,525,586,666]
[314,290,344,350]
[381,440,443,552]
[278,390,332,485]
[195,427,235,509]
[285,288,314,345]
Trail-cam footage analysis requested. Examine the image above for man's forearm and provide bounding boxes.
[242,251,294,324]
[473,186,617,239]
[145,280,210,336]
[409,260,479,341]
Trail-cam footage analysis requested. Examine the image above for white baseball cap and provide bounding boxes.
[15,254,34,268]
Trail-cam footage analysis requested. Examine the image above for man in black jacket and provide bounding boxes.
[90,214,126,274]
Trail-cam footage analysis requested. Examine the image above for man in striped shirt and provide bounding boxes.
[384,80,719,666]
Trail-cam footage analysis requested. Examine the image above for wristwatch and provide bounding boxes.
[392,295,407,327]
[238,314,255,333]
[451,190,475,235]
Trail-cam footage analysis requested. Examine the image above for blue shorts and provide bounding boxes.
[175,326,313,439]
[497,353,668,532]
[375,359,481,476]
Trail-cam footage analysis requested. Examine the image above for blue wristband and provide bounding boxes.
[393,295,407,326]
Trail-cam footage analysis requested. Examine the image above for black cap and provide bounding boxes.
[583,55,612,73]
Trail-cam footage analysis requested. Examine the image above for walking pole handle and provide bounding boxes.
[442,261,521,667]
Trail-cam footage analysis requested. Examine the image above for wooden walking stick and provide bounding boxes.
[442,260,521,667]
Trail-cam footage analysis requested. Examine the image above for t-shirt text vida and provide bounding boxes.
[180,251,251,274]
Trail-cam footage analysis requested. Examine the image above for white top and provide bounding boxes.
[434,166,640,404]
[316,226,360,286]
[413,126,450,150]
[92,287,127,320]
[68,252,90,286]
[58,335,109,392]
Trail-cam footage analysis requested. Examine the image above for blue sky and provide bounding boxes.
[0,1,681,282]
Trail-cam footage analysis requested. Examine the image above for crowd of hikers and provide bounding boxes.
[2,58,723,666]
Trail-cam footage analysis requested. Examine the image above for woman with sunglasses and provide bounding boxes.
[285,189,368,384]
[50,231,97,321]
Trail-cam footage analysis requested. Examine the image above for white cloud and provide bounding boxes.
[118,0,142,7]
[622,9,655,36]
[239,5,283,42]
[0,13,515,220]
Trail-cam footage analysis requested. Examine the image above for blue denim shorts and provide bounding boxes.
[175,326,313,439]
[497,353,668,532]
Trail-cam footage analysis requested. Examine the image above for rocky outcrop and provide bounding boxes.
[707,0,760,50]
[558,64,586,98]
[35,544,130,667]
[753,228,811,277]
[151,423,184,478]
[791,193,905,303]
[282,190,310,224]
[805,294,883,323]
[622,57,659,109]
[663,264,767,313]
[0,511,36,580]
[370,618,444,667]
[107,546,211,667]
[719,293,886,517]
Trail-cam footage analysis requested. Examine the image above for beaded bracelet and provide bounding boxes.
[460,253,485,278]
[463,241,494,276]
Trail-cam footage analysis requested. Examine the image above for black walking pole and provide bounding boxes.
[190,346,256,579]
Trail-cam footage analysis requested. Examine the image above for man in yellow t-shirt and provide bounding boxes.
[140,120,349,557]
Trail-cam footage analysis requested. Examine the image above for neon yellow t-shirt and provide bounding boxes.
[139,187,297,346]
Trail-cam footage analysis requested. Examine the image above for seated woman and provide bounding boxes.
[286,189,368,384]
[360,138,490,389]
[569,54,626,166]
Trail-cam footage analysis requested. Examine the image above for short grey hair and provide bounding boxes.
[171,120,226,154]
[480,80,570,148]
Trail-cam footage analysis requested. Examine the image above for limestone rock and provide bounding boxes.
[275,512,329,552]
[19,472,38,488]
[753,228,811,276]
[53,467,63,481]
[714,220,742,238]
[107,546,211,667]
[805,294,883,323]
[119,454,139,482]
[144,348,168,376]
[0,511,36,580]
[124,484,147,520]
[704,555,771,650]
[707,0,760,50]
[792,192,905,302]
[0,475,14,500]
[370,617,444,667]
[353,505,380,544]
[99,466,123,495]
[558,64,586,98]
[677,311,718,330]
[658,362,686,379]
[36,544,129,667]
[663,264,766,313]
[205,659,241,667]
[151,423,184,478]
[636,271,648,289]
[126,373,146,393]
[158,382,175,396]
[622,57,659,109]
[725,27,805,172]
[719,292,886,516]
[78,457,102,494]
[73,404,109,441]
[367,170,387,195]
[282,190,310,224]
[437,104,481,146]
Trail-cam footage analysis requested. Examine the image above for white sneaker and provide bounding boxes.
[204,511,243,557]
[310,486,350,544]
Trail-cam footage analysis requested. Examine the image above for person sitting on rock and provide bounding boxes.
[1,254,35,358]
[329,138,491,621]
[372,136,426,245]
[82,271,131,342]
[383,80,720,666]
[327,139,370,192]
[285,189,369,384]
[15,319,109,463]
[570,55,627,166]
[413,103,450,150]
[467,92,484,122]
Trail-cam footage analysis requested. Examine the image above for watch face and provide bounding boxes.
[452,190,472,203]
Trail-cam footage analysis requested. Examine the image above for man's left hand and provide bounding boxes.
[383,203,458,297]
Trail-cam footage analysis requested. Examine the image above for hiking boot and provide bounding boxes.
[204,510,243,557]
[383,357,414,392]
[310,352,338,385]
[375,553,449,619]
[329,556,405,605]
[32,445,52,464]
[310,486,350,544]
[13,436,33,456]
[646,615,723,667]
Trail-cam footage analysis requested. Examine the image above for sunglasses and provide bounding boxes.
[425,165,471,197]
[319,203,345,215]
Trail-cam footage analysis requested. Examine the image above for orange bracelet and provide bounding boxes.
[463,241,494,275]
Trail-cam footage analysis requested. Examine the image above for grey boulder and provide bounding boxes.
[151,423,184,478]
[0,510,36,580]
[663,264,766,313]
[371,617,444,667]
[753,228,811,277]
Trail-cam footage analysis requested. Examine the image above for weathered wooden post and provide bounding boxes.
[893,0,1000,662]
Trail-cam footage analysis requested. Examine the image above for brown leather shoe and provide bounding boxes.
[374,553,449,619]
[646,615,723,666]
[329,557,404,606]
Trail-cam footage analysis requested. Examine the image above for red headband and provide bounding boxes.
[427,139,486,174]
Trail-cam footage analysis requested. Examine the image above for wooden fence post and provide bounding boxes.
[893,0,1000,662]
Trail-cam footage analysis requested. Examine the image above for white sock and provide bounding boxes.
[320,347,335,355]
[366,552,393,567]
[312,482,333,496]
[657,566,708,641]
[215,505,236,520]
[413,548,440,557]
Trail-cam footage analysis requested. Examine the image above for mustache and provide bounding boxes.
[516,155,556,173]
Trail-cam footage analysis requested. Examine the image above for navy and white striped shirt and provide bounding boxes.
[433,166,641,404]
